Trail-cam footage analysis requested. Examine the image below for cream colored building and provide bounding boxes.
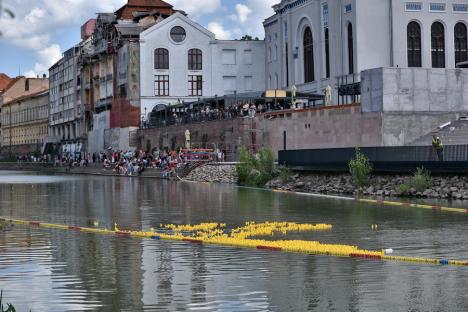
[1,90,49,151]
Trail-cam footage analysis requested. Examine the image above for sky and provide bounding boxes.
[0,0,277,78]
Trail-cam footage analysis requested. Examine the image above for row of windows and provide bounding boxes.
[407,21,468,68]
[2,125,48,145]
[406,2,468,13]
[154,75,203,96]
[1,106,48,126]
[301,23,353,83]
[155,48,203,70]
[154,48,253,69]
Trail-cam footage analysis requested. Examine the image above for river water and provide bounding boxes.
[0,171,468,311]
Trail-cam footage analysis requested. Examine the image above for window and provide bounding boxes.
[244,76,253,91]
[188,49,202,70]
[188,75,203,96]
[431,22,445,68]
[223,76,236,94]
[406,2,423,11]
[244,49,252,64]
[344,4,352,13]
[154,75,169,96]
[455,23,468,66]
[222,49,236,65]
[348,23,354,74]
[407,21,422,67]
[303,27,315,83]
[453,4,468,12]
[170,26,186,43]
[430,3,446,12]
[324,28,330,77]
[323,3,330,78]
[154,48,169,70]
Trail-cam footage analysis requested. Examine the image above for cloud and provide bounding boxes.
[207,22,232,40]
[169,0,221,18]
[235,4,252,23]
[206,0,276,40]
[24,44,62,77]
[237,0,276,38]
[0,0,126,75]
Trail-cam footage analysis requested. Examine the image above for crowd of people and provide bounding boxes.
[149,101,293,128]
[17,147,225,178]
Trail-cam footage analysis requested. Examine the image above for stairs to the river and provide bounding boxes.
[410,118,468,146]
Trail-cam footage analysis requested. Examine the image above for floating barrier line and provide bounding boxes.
[2,217,467,267]
[358,198,468,214]
[269,189,468,214]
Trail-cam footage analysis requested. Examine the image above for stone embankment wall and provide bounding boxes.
[266,173,468,200]
[138,118,250,161]
[0,162,165,178]
[184,164,237,183]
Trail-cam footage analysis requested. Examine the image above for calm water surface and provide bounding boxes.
[0,171,468,311]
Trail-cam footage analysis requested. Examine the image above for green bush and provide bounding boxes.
[398,168,432,195]
[398,183,412,195]
[348,148,373,187]
[278,165,292,182]
[411,167,432,191]
[0,291,15,312]
[236,147,275,187]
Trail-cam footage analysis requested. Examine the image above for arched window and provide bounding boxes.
[347,23,354,74]
[431,22,445,68]
[455,23,468,66]
[303,27,315,83]
[188,48,202,70]
[154,48,169,70]
[407,21,422,67]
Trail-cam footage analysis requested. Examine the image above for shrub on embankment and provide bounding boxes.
[236,147,275,187]
[0,291,16,312]
[398,167,432,195]
[348,148,373,187]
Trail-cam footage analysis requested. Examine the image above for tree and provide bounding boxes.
[240,35,259,41]
[0,0,15,36]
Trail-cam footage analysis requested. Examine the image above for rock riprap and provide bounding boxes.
[185,164,237,183]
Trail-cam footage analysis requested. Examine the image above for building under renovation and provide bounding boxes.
[48,0,177,157]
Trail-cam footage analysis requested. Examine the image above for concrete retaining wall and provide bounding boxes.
[138,118,250,161]
[259,105,382,156]
[361,67,468,113]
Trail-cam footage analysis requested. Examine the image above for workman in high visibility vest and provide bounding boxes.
[432,135,444,161]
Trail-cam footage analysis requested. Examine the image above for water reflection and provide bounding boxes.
[0,172,468,311]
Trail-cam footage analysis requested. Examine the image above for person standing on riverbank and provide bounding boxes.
[432,135,444,161]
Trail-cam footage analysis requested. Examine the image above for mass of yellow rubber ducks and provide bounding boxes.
[5,216,468,266]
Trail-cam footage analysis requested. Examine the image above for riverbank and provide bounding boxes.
[3,162,468,200]
[182,163,468,200]
[184,163,237,183]
[266,172,468,200]
[0,162,166,178]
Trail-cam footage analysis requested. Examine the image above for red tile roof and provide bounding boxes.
[127,0,173,7]
[2,89,49,106]
[115,0,174,19]
[0,73,12,92]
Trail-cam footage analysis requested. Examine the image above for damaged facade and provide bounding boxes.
[48,0,176,155]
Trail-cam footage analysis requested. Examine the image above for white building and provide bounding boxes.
[264,0,468,103]
[140,12,265,117]
[49,45,87,152]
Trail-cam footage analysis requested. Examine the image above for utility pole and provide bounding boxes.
[9,103,11,156]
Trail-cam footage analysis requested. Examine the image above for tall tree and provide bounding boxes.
[0,0,15,36]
